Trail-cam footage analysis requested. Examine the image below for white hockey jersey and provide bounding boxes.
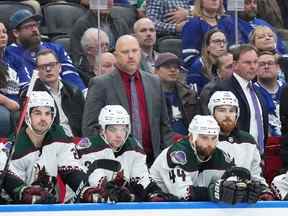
[150,138,234,200]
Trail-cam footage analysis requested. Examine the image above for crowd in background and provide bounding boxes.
[1,0,288,203]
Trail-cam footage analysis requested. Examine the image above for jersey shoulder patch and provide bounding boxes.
[169,151,187,165]
[77,137,92,149]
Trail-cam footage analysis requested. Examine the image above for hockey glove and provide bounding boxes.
[79,177,109,203]
[209,178,248,204]
[18,185,56,204]
[247,181,274,202]
[32,167,57,195]
[80,186,107,203]
[144,182,179,202]
[106,180,134,202]
[209,167,252,204]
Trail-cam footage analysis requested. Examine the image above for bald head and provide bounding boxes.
[94,52,116,76]
[133,18,156,50]
[115,35,141,75]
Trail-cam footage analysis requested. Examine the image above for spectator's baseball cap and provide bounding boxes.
[155,52,181,68]
[9,9,42,30]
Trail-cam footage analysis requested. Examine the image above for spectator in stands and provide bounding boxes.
[133,17,158,73]
[249,26,285,55]
[82,35,175,167]
[0,22,29,137]
[93,52,116,76]
[182,0,235,68]
[208,91,274,201]
[21,49,85,137]
[255,51,284,137]
[211,44,268,155]
[249,25,287,83]
[154,52,199,135]
[7,9,86,93]
[20,0,41,14]
[256,0,284,29]
[200,51,233,114]
[186,28,228,93]
[0,22,30,92]
[79,28,110,85]
[70,0,130,64]
[277,0,288,29]
[146,0,193,36]
[0,63,19,137]
[228,0,286,54]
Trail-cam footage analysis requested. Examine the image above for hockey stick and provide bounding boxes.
[0,70,39,190]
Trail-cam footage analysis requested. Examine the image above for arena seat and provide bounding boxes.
[51,35,72,56]
[0,1,35,30]
[41,2,87,37]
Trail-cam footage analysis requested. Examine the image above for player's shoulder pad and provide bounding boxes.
[120,136,145,154]
[236,130,257,145]
[76,135,111,155]
[45,125,73,144]
[214,147,235,165]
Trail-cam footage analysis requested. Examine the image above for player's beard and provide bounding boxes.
[218,118,236,135]
[195,142,215,161]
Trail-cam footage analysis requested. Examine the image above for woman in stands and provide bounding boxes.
[249,25,287,55]
[186,28,228,94]
[182,0,234,68]
[0,22,22,137]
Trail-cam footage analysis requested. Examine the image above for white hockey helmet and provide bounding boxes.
[188,115,220,162]
[208,91,239,118]
[98,105,131,148]
[188,115,220,137]
[25,91,56,133]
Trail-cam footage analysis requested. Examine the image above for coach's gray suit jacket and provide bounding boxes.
[82,68,173,157]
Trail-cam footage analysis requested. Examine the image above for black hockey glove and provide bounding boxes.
[17,185,56,204]
[209,178,248,204]
[105,180,134,202]
[144,181,179,202]
[246,181,274,202]
[209,167,251,204]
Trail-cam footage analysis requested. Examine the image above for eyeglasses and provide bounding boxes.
[37,62,59,71]
[19,22,40,31]
[258,61,276,67]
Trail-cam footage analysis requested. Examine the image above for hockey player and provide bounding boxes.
[0,147,55,204]
[208,91,274,201]
[150,115,238,201]
[271,172,288,200]
[8,91,108,203]
[77,105,176,202]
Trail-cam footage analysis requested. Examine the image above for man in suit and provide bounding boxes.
[212,44,268,155]
[82,35,174,166]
